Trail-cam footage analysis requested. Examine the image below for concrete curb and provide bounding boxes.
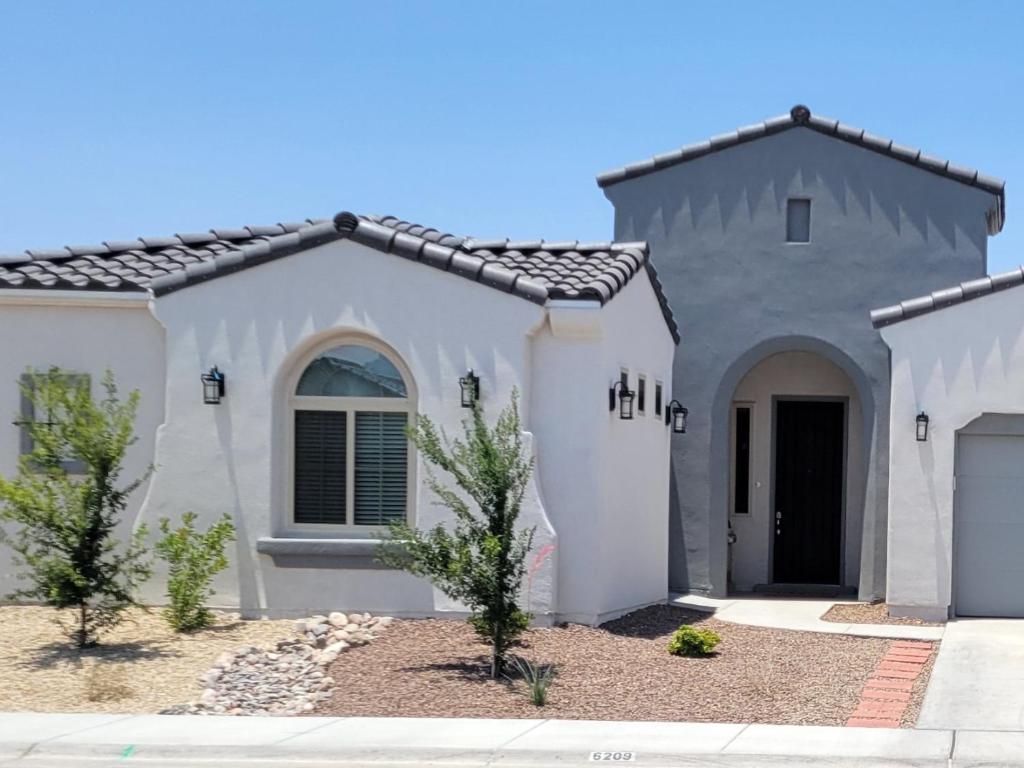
[6,713,1015,766]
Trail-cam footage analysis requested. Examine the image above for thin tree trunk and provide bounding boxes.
[78,602,87,648]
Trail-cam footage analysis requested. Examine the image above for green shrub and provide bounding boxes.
[506,655,555,706]
[667,625,721,657]
[155,512,235,632]
[0,369,152,648]
[378,390,536,679]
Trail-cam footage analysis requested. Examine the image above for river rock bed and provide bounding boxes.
[169,611,393,716]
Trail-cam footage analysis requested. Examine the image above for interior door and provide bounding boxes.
[773,400,844,584]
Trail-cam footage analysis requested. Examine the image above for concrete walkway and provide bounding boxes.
[918,618,1024,731]
[0,712,1014,766]
[671,593,945,640]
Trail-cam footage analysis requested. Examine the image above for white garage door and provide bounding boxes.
[955,432,1024,617]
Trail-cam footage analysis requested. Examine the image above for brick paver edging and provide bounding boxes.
[846,640,936,728]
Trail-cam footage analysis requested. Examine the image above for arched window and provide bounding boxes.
[289,340,415,530]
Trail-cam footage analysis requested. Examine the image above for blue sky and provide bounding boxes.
[1,1,1021,272]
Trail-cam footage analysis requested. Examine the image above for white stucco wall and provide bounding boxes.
[881,285,1024,620]
[531,274,674,624]
[728,351,863,591]
[144,238,562,619]
[0,294,166,601]
[0,242,676,626]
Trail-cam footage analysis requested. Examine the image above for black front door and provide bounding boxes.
[773,400,844,585]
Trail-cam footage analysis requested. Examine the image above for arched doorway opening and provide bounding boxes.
[723,349,866,594]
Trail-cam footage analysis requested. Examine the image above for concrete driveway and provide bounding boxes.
[918,618,1024,731]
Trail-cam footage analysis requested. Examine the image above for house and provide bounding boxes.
[873,270,1024,620]
[598,105,1005,602]
[0,213,677,624]
[1,104,1014,623]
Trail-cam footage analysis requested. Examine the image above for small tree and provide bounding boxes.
[155,512,235,632]
[380,390,535,678]
[0,369,152,647]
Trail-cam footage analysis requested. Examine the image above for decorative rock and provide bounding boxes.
[176,612,394,716]
[213,652,235,669]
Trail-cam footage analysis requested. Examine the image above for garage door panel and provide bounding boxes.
[956,524,1024,562]
[956,478,1024,523]
[954,590,1024,618]
[955,430,1024,618]
[958,434,1024,476]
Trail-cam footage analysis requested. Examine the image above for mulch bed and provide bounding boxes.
[318,605,927,726]
[822,603,946,627]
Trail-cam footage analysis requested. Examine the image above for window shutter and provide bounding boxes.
[294,410,347,524]
[354,411,408,526]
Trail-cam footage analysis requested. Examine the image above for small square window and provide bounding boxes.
[19,372,89,474]
[786,198,811,243]
[637,376,646,415]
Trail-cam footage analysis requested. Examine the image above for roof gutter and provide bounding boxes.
[0,289,152,309]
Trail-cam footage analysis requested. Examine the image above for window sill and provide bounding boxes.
[256,537,397,570]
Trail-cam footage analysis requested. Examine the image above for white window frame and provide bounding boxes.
[637,374,647,416]
[283,334,417,535]
[19,371,90,475]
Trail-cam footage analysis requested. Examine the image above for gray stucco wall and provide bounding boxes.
[603,126,998,599]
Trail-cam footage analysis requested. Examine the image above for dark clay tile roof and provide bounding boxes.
[597,104,1006,234]
[0,212,679,343]
[341,214,679,342]
[0,221,331,293]
[870,266,1024,328]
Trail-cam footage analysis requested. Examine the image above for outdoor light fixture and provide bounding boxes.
[609,381,635,420]
[459,370,480,408]
[666,400,688,434]
[201,366,226,405]
[916,411,929,442]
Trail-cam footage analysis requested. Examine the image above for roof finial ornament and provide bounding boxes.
[333,211,360,234]
[790,104,811,124]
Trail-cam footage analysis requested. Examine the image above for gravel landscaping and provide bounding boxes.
[822,603,946,627]
[0,606,294,713]
[317,604,929,726]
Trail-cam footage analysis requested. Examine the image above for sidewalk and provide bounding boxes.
[671,593,945,641]
[0,712,1020,766]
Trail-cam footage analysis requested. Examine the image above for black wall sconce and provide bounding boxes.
[609,381,635,420]
[916,411,929,442]
[666,400,688,433]
[459,370,480,408]
[201,366,226,405]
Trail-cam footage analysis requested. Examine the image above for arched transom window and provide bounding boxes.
[289,341,414,529]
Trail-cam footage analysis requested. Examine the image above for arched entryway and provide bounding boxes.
[709,336,875,596]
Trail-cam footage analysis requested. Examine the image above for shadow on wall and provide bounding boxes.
[612,128,990,258]
[213,401,261,614]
